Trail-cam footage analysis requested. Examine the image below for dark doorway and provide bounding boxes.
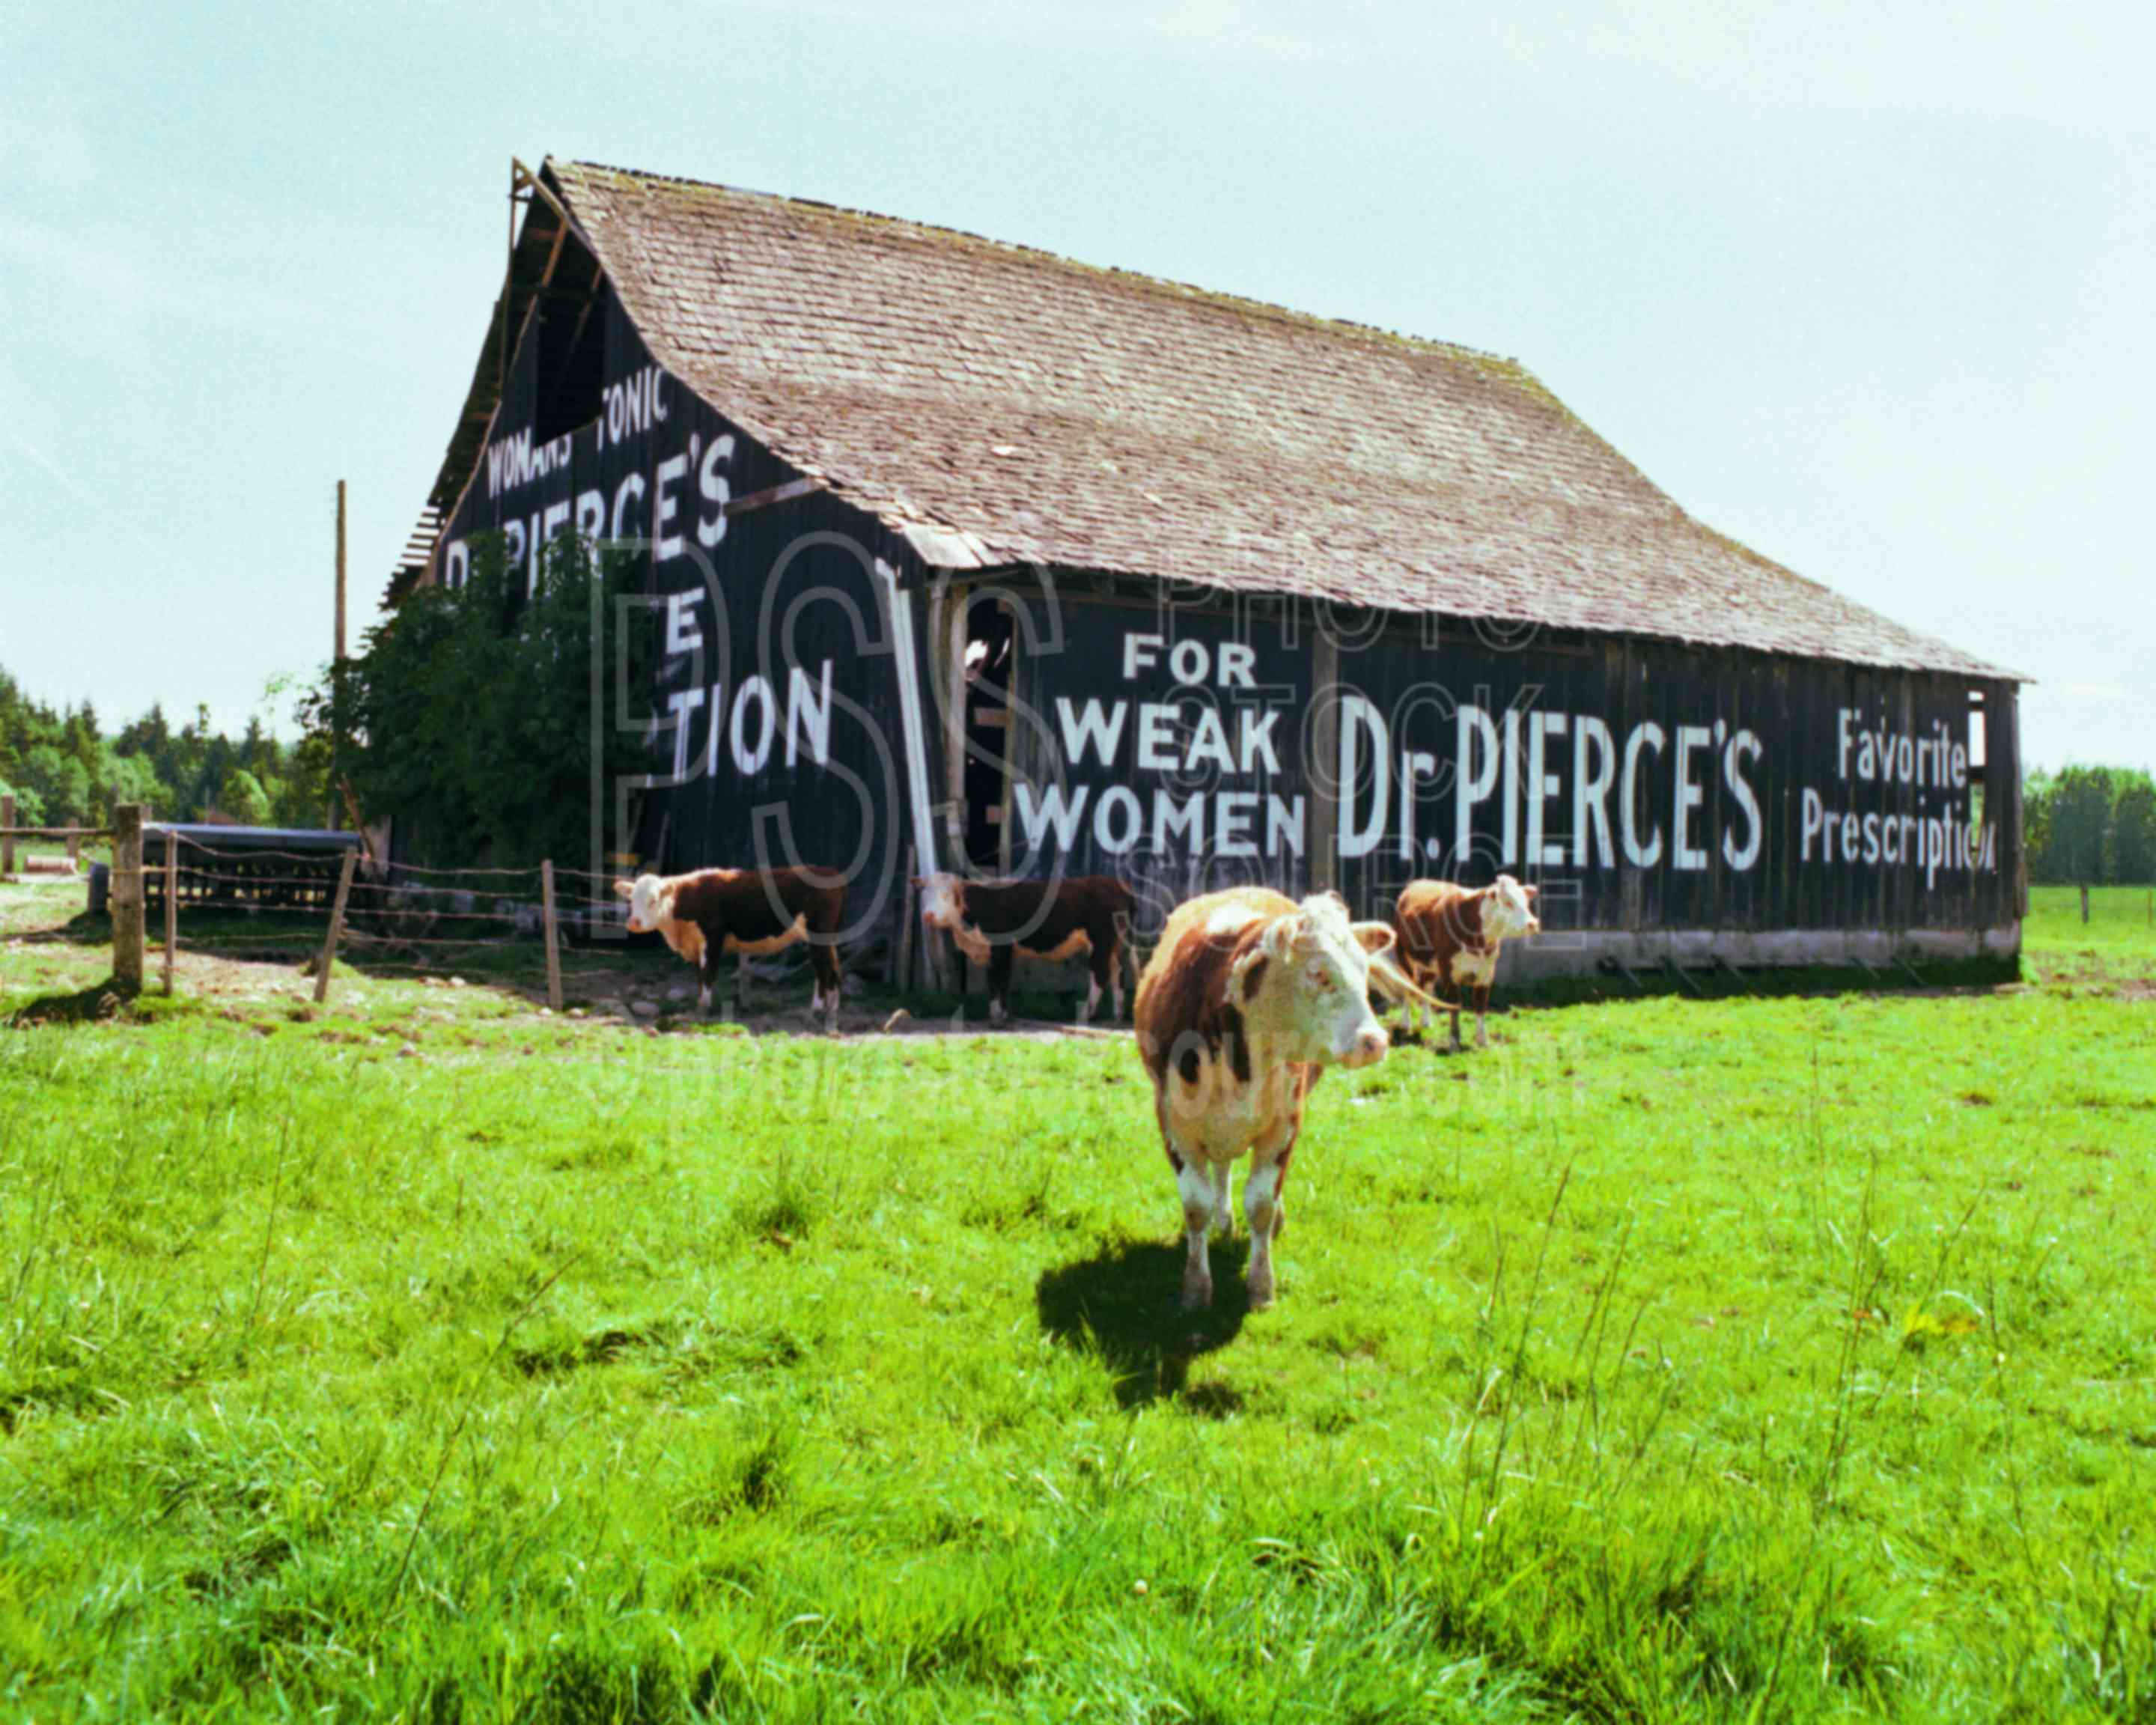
[963,601,1017,871]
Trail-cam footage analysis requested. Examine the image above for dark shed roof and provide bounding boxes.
[484,157,2015,679]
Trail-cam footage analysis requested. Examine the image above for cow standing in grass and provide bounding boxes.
[914,871,1136,1024]
[1390,874,1541,1051]
[1133,887,1449,1311]
[614,867,846,1029]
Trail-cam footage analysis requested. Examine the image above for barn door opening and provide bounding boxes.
[962,600,1016,871]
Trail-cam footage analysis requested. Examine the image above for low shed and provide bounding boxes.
[398,156,2025,978]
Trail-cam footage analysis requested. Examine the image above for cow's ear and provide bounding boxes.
[1261,914,1303,963]
[1350,920,1396,957]
[612,878,636,901]
[1523,883,1541,904]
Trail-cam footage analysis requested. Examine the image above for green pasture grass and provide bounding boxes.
[2029,884,2156,980]
[0,883,2152,1718]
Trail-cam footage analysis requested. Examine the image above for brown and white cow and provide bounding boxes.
[1133,887,1452,1311]
[614,866,846,1028]
[915,871,1136,1024]
[1390,874,1541,1051]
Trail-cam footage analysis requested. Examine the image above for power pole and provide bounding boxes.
[335,478,349,664]
[327,479,348,830]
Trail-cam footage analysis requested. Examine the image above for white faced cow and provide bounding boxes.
[1133,887,1450,1312]
[614,865,846,1029]
[1391,874,1541,1050]
[914,871,1135,1024]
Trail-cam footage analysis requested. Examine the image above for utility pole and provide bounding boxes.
[335,478,348,664]
[327,479,348,830]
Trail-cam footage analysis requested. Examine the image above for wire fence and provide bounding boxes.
[34,806,912,1017]
[144,838,642,1008]
[141,840,866,1014]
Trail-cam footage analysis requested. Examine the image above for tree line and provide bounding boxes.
[0,666,331,833]
[2023,766,2156,887]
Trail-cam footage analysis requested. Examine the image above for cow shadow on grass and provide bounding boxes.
[1036,1236,1252,1411]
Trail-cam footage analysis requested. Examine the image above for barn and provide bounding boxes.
[396,156,2026,982]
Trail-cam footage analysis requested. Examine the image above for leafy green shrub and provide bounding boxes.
[309,535,657,868]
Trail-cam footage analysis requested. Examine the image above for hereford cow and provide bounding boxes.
[1390,874,1541,1051]
[915,871,1136,1024]
[1134,887,1452,1311]
[613,866,846,1029]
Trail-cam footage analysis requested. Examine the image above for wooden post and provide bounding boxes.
[2081,883,2091,925]
[112,803,145,994]
[66,825,80,870]
[327,480,349,831]
[1309,623,1339,895]
[334,478,349,665]
[314,849,356,1005]
[162,833,178,996]
[895,850,917,991]
[540,860,564,1012]
[1,793,13,875]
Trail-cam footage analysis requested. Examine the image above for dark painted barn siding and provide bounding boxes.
[427,282,937,938]
[994,581,2015,937]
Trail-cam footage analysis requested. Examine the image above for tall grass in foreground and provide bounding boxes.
[0,892,2151,1718]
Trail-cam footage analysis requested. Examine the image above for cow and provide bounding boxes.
[1390,874,1541,1051]
[1133,887,1452,1311]
[914,871,1136,1024]
[613,866,847,1029]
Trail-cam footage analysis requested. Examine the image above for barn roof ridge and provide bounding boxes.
[556,156,1532,374]
[514,155,2019,682]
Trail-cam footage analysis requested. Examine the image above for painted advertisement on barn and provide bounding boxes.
[993,584,2015,937]
[426,286,930,935]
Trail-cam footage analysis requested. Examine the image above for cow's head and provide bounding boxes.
[913,872,966,929]
[612,874,674,934]
[1483,874,1541,943]
[1227,892,1396,1069]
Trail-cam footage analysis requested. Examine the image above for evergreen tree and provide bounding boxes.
[2110,778,2156,883]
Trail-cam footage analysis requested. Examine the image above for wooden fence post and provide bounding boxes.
[162,834,178,996]
[66,825,80,870]
[2080,883,2091,925]
[112,803,145,993]
[894,850,917,989]
[314,850,356,1005]
[540,860,564,1012]
[1,793,13,876]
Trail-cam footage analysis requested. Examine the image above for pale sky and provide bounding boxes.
[3,1,2149,769]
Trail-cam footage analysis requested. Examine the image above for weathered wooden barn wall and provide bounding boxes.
[981,575,2021,961]
[419,247,2020,975]
[427,282,940,941]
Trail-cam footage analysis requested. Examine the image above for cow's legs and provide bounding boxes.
[1110,944,1127,1020]
[698,948,721,1017]
[811,943,843,1032]
[1208,1159,1233,1236]
[1081,942,1115,1025]
[1449,994,1464,1053]
[735,955,752,1014]
[1243,1110,1303,1309]
[1175,1156,1216,1311]
[987,946,1014,1025]
[1474,985,1491,1049]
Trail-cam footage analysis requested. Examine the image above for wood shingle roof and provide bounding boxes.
[544,156,2014,680]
